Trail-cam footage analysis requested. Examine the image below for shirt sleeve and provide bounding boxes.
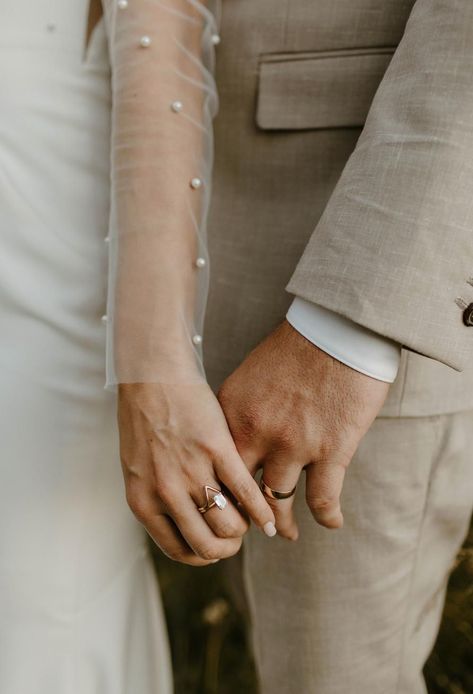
[286,297,401,383]
[101,0,221,391]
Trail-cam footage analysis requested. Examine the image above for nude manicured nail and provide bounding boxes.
[263,521,277,537]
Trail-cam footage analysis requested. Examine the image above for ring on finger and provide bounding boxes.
[197,485,228,514]
[260,478,297,501]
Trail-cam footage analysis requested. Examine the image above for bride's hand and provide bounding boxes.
[117,382,277,566]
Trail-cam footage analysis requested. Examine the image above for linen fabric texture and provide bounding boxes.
[286,0,473,374]
[202,0,473,417]
[243,411,473,694]
[202,3,473,692]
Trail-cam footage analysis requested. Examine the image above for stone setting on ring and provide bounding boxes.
[213,492,227,510]
[198,485,228,514]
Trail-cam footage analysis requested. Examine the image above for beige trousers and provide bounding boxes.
[243,412,473,694]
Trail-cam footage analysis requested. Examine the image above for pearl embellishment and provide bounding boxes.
[190,177,202,190]
[195,257,206,268]
[192,334,203,346]
[211,34,221,46]
[140,35,151,48]
[118,0,128,8]
[171,100,183,113]
[104,235,110,243]
[101,315,108,323]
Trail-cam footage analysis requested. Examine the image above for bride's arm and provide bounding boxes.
[101,0,276,564]
[103,0,217,385]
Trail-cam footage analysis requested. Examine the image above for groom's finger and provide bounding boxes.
[305,459,347,529]
[260,457,302,541]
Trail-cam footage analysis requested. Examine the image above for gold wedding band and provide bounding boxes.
[260,478,297,501]
[198,485,228,514]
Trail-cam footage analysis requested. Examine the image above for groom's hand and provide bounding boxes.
[217,320,389,539]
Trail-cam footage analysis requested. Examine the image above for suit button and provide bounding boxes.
[462,303,473,326]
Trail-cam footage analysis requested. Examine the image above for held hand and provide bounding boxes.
[218,321,389,539]
[118,382,276,566]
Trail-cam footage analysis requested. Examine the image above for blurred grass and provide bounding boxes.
[153,520,473,694]
[424,524,473,694]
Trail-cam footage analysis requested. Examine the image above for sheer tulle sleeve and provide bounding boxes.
[101,0,220,391]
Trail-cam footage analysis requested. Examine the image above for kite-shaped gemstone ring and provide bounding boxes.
[197,485,228,514]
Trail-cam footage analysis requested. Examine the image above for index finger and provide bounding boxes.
[215,446,277,538]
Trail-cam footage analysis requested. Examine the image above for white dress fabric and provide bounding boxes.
[0,1,172,691]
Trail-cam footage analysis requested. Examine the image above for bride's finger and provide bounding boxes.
[190,482,248,539]
[145,513,215,567]
[215,445,277,537]
[165,491,242,561]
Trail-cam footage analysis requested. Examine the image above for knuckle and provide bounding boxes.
[154,479,175,508]
[240,406,263,437]
[129,502,149,524]
[318,439,354,469]
[306,494,339,514]
[233,477,256,503]
[126,488,150,523]
[273,426,297,452]
[170,548,189,564]
[231,409,263,443]
[218,537,242,558]
[229,537,243,556]
[159,544,183,562]
[195,542,221,562]
[216,520,242,539]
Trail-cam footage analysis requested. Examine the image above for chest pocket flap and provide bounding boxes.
[256,47,395,131]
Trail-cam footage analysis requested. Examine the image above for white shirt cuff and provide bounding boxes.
[286,297,401,383]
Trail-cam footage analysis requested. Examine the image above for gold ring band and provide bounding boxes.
[260,478,297,501]
[198,485,228,514]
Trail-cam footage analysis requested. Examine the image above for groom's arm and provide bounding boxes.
[218,0,473,537]
[287,298,401,383]
[286,0,473,368]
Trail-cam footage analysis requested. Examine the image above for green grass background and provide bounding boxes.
[153,520,473,694]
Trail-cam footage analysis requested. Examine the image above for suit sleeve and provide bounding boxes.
[286,0,473,371]
[101,0,220,390]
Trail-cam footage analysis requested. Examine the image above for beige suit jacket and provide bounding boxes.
[204,0,473,417]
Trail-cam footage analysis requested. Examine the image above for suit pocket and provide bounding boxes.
[256,47,395,131]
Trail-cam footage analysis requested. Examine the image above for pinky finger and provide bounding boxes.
[146,514,216,567]
[305,461,347,529]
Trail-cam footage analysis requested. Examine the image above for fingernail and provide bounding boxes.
[263,521,277,537]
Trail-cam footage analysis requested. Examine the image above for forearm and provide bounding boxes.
[102,0,220,388]
[287,0,473,371]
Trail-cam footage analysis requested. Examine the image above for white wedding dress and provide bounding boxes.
[0,0,217,690]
